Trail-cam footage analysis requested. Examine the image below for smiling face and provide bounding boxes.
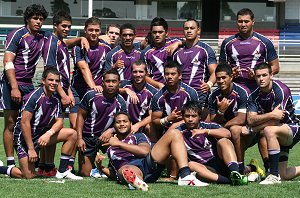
[55,20,72,39]
[237,14,254,37]
[85,24,101,44]
[42,73,60,94]
[114,113,131,135]
[132,63,147,85]
[216,71,233,92]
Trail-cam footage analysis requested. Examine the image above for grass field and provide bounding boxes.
[0,118,300,198]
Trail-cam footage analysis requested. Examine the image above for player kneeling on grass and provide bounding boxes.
[8,67,82,179]
[95,111,208,191]
[175,101,248,185]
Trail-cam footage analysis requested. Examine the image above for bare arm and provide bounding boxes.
[145,76,164,90]
[223,112,246,129]
[269,58,280,75]
[192,127,231,139]
[21,111,34,151]
[65,37,90,51]
[76,108,87,152]
[77,60,97,89]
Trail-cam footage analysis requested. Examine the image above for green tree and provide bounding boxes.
[51,0,70,15]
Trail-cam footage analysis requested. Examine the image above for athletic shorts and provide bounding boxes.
[280,123,300,153]
[127,154,165,183]
[69,86,84,114]
[0,79,34,110]
[81,133,105,157]
[204,157,231,178]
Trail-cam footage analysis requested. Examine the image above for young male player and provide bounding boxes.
[96,111,208,191]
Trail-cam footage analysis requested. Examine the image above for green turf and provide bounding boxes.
[0,117,300,198]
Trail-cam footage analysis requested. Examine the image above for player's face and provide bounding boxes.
[183,110,201,130]
[132,64,147,84]
[164,67,181,86]
[216,71,233,91]
[183,21,200,41]
[151,26,167,45]
[237,14,254,35]
[85,24,101,43]
[254,68,272,89]
[114,114,131,134]
[55,20,72,39]
[121,28,135,47]
[42,73,60,93]
[107,27,120,45]
[27,15,45,32]
[102,74,120,95]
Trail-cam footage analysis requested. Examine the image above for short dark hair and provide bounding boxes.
[237,8,254,20]
[84,16,101,29]
[181,101,202,117]
[120,23,136,35]
[23,4,48,25]
[150,17,168,32]
[53,10,72,26]
[106,24,120,32]
[215,63,233,76]
[254,62,272,74]
[164,60,182,74]
[132,60,147,73]
[113,111,132,123]
[42,67,60,80]
[103,69,120,81]
[184,18,200,28]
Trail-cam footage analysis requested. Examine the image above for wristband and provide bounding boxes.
[47,129,55,136]
[160,117,170,127]
[207,81,213,89]
[217,109,225,115]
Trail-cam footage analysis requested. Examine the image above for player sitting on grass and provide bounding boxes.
[95,111,208,191]
[175,101,248,185]
[11,67,82,179]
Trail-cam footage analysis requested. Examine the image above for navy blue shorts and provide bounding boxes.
[127,154,165,183]
[81,133,105,157]
[69,86,86,114]
[0,79,34,110]
[204,157,231,178]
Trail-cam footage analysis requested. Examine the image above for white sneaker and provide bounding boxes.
[90,168,101,178]
[259,174,281,185]
[247,172,261,182]
[178,174,209,187]
[56,169,83,180]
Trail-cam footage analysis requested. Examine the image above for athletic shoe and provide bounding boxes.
[178,173,209,187]
[43,168,57,177]
[259,174,281,185]
[122,169,149,191]
[90,168,101,178]
[249,159,265,178]
[230,171,248,185]
[0,160,3,166]
[56,169,83,180]
[247,172,261,182]
[36,168,44,176]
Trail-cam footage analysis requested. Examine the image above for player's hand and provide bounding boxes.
[99,129,113,144]
[68,92,75,108]
[200,80,210,93]
[95,152,106,165]
[125,88,139,104]
[102,134,120,147]
[272,104,286,120]
[232,66,240,78]
[38,132,51,147]
[131,124,140,134]
[28,148,38,163]
[217,96,233,113]
[191,128,207,138]
[241,126,250,136]
[11,87,22,104]
[60,95,71,108]
[166,41,181,56]
[77,138,86,153]
[247,67,255,79]
[168,107,182,123]
[80,37,90,52]
[113,59,124,69]
[92,85,103,93]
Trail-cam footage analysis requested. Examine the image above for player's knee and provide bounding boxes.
[263,126,275,138]
[67,129,77,143]
[230,126,241,139]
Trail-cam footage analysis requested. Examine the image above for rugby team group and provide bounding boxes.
[0,3,299,191]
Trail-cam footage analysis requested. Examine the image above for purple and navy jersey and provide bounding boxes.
[247,80,299,124]
[151,82,199,117]
[208,82,249,121]
[13,86,63,145]
[141,38,180,83]
[71,40,111,89]
[104,45,141,81]
[120,80,158,124]
[173,41,217,93]
[107,133,150,171]
[79,90,127,136]
[177,121,221,164]
[3,26,48,85]
[43,34,70,91]
[219,32,278,85]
